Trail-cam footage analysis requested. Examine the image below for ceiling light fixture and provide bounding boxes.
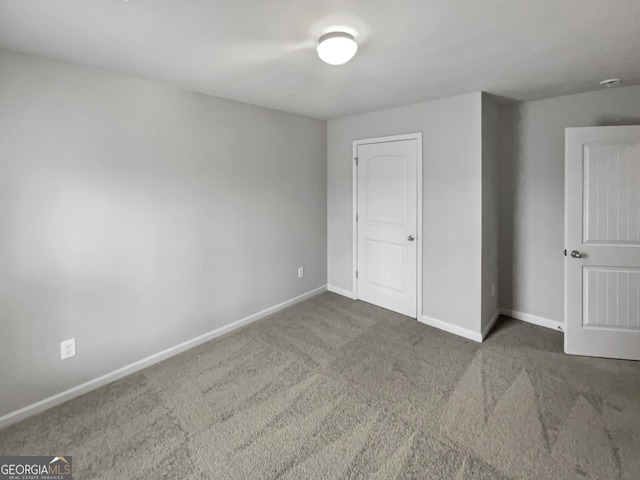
[600,78,621,87]
[317,32,358,65]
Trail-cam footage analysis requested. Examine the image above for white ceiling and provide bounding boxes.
[1,0,639,119]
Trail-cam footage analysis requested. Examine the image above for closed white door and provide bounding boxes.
[565,126,640,360]
[356,138,418,318]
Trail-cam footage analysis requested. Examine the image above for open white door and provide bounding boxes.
[355,135,421,318]
[565,126,640,360]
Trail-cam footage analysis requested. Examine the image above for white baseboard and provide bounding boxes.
[0,285,327,430]
[327,284,357,300]
[420,315,483,343]
[482,310,501,340]
[500,308,564,332]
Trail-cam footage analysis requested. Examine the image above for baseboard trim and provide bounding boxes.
[0,285,327,430]
[500,308,564,332]
[327,284,357,300]
[482,310,501,340]
[419,315,483,343]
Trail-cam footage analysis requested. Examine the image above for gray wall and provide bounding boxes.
[327,93,483,333]
[498,84,640,323]
[481,94,500,330]
[0,50,327,417]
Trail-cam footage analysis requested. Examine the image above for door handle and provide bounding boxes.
[570,250,582,258]
[407,235,415,241]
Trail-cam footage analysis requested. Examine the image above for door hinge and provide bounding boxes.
[356,214,358,222]
[356,271,358,279]
[354,157,358,166]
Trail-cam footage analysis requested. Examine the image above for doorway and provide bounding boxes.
[565,126,640,360]
[353,133,422,318]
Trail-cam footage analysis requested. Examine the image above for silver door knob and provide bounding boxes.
[408,235,415,241]
[570,250,582,258]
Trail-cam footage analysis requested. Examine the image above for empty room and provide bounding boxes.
[1,1,639,479]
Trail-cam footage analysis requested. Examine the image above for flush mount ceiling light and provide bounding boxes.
[600,78,622,87]
[317,32,358,65]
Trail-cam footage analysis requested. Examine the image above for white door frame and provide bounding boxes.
[352,132,423,319]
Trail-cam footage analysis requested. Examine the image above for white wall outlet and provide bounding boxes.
[298,267,304,278]
[60,338,76,360]
[492,283,496,297]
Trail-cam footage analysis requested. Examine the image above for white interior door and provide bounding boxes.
[356,138,419,318]
[565,126,640,360]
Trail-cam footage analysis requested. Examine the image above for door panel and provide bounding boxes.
[357,139,417,317]
[365,239,406,291]
[584,267,640,329]
[366,155,406,225]
[584,143,640,244]
[565,126,640,360]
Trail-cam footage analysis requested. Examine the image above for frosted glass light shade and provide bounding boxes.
[317,32,358,65]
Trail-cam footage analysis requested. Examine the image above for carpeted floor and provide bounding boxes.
[1,292,639,479]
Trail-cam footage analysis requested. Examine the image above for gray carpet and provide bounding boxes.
[1,292,639,479]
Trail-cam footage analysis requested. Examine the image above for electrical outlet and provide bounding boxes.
[298,267,304,278]
[60,338,76,360]
[492,284,496,297]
